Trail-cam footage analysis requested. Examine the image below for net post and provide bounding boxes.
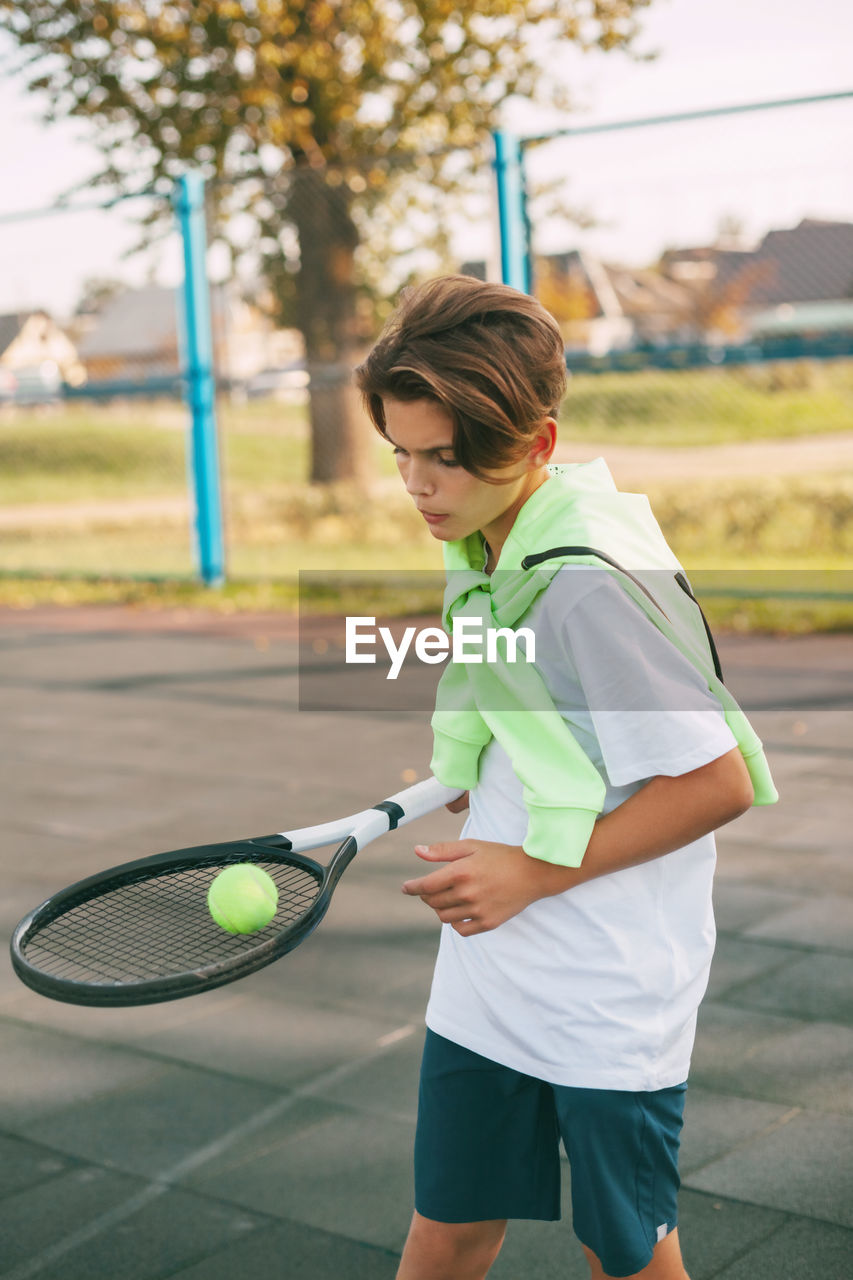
[173,172,225,587]
[492,131,532,294]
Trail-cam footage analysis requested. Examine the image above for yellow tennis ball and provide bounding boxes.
[208,864,278,934]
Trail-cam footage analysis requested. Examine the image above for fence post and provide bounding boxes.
[173,172,225,587]
[492,131,531,294]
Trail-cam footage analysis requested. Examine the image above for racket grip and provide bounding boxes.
[384,777,466,825]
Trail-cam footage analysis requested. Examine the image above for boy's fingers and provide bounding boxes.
[402,869,454,897]
[402,842,478,898]
[452,918,485,936]
[403,857,473,896]
[422,887,469,909]
[413,840,475,863]
[438,908,478,925]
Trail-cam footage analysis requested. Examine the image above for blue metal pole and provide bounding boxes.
[492,131,531,293]
[173,172,225,587]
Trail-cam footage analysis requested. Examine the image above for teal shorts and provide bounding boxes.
[414,1030,687,1278]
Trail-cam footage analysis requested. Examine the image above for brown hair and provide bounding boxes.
[354,275,567,478]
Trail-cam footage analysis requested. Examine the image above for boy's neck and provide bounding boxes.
[481,468,551,573]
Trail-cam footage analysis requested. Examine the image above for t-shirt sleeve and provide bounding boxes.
[552,571,738,788]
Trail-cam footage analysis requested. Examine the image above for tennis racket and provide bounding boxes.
[11,776,464,1009]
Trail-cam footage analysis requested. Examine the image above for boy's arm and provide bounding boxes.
[403,746,754,936]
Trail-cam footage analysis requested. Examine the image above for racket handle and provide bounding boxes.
[383,777,466,825]
[277,777,466,853]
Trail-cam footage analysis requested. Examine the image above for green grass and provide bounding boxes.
[216,398,308,435]
[2,472,851,632]
[0,412,187,505]
[646,473,853,562]
[0,401,311,505]
[1,570,850,634]
[1,373,852,632]
[217,397,311,491]
[5,466,847,575]
[1,358,852,509]
[559,359,853,445]
[0,574,303,614]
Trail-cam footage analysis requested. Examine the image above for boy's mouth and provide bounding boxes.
[419,510,448,526]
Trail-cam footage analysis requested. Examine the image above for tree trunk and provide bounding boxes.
[290,165,373,487]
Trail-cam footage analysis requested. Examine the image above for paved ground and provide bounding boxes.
[0,608,851,1279]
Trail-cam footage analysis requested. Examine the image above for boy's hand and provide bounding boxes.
[402,839,574,936]
[402,747,756,937]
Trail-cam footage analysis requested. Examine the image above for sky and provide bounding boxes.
[0,0,850,316]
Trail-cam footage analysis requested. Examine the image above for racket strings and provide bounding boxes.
[21,860,322,985]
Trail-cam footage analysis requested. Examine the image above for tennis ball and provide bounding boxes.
[208,864,278,934]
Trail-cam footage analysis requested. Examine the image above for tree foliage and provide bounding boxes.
[1,0,654,481]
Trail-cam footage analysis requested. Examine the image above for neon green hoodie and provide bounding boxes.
[430,460,778,867]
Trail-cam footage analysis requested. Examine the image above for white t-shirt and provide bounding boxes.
[425,566,738,1091]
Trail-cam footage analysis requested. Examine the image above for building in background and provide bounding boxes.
[463,217,853,356]
[73,283,304,395]
[0,310,85,402]
[656,217,853,344]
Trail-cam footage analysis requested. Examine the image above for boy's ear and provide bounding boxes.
[528,418,557,468]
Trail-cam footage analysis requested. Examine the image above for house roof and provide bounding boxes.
[75,283,241,361]
[0,311,49,358]
[75,286,185,360]
[601,264,694,318]
[540,249,616,319]
[747,219,853,305]
[662,219,853,308]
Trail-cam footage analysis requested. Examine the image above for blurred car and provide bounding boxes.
[0,367,17,404]
[243,363,309,400]
[12,361,62,405]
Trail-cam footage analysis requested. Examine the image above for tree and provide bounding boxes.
[1,0,653,484]
[74,276,126,317]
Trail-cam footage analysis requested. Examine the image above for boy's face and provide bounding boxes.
[382,397,554,553]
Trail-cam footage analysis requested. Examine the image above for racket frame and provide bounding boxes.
[10,778,462,1008]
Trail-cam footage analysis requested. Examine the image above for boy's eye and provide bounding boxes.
[391,447,459,468]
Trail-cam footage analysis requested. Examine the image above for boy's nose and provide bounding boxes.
[406,463,435,496]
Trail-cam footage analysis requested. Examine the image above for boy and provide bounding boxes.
[354,277,776,1280]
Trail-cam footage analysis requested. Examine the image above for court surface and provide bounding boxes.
[1,606,851,1279]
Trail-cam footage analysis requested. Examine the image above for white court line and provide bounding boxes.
[4,1024,417,1280]
[377,1025,417,1049]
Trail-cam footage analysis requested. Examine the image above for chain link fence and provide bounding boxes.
[0,151,498,586]
[509,93,853,440]
[0,193,197,579]
[478,95,853,619]
[1,100,851,606]
[216,150,497,581]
